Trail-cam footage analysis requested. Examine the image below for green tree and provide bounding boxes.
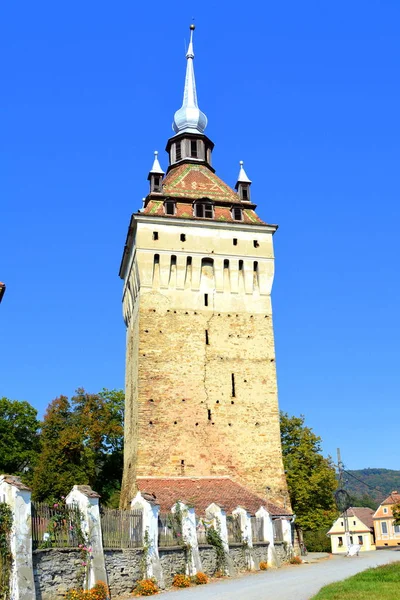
[31,389,124,504]
[280,412,338,532]
[0,397,40,477]
[392,504,400,526]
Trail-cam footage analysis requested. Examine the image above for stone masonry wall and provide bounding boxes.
[158,547,187,588]
[198,546,217,575]
[33,549,81,600]
[104,549,143,596]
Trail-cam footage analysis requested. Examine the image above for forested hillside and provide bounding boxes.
[344,468,400,508]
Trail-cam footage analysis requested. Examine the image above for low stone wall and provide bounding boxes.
[198,545,217,575]
[274,542,289,563]
[228,544,248,571]
[33,548,82,600]
[251,542,269,567]
[104,549,143,596]
[158,546,186,587]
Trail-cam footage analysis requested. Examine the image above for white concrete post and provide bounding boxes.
[205,503,229,553]
[0,475,35,600]
[255,506,278,567]
[171,502,201,575]
[232,506,255,570]
[131,492,164,587]
[65,485,107,590]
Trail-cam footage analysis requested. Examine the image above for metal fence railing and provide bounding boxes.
[226,515,242,544]
[158,512,182,547]
[100,508,143,548]
[31,502,83,550]
[250,517,264,542]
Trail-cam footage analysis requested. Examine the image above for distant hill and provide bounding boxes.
[342,468,400,508]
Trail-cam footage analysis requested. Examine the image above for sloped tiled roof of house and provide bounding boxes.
[136,476,291,517]
[381,491,400,505]
[346,507,374,529]
[162,164,240,204]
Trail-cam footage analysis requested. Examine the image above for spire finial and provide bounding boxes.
[149,150,164,175]
[172,25,207,135]
[236,160,252,184]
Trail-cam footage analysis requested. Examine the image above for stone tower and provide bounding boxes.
[119,26,288,508]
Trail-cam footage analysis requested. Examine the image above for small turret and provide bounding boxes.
[148,151,164,193]
[235,160,252,202]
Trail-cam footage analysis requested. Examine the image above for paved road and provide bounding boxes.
[161,550,400,600]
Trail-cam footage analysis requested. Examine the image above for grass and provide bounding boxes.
[311,562,400,600]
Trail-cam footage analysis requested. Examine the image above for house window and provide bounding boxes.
[242,187,249,200]
[195,202,213,219]
[381,522,388,534]
[232,207,243,221]
[383,508,388,514]
[153,232,159,241]
[190,140,198,158]
[394,525,400,534]
[176,141,182,161]
[153,176,162,192]
[164,201,175,215]
[340,521,344,527]
[338,536,343,547]
[350,536,353,544]
[358,535,363,545]
[353,521,356,526]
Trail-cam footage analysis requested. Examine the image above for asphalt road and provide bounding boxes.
[161,550,400,600]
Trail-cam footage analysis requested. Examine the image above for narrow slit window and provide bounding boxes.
[205,330,209,345]
[171,255,177,266]
[190,140,198,158]
[242,187,248,200]
[208,409,212,420]
[224,259,229,268]
[253,240,259,248]
[204,293,208,306]
[231,373,236,397]
[153,231,159,241]
[176,141,182,161]
[180,233,186,242]
[186,256,192,266]
[154,254,160,264]
[233,238,238,246]
[239,260,243,271]
[165,202,175,215]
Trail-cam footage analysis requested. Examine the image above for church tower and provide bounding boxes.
[119,26,288,508]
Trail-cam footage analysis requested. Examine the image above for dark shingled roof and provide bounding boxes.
[136,477,291,517]
[1,475,31,491]
[345,507,375,530]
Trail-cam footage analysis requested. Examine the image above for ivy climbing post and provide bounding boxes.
[65,485,107,590]
[0,475,35,600]
[232,506,255,570]
[171,501,201,575]
[131,491,164,588]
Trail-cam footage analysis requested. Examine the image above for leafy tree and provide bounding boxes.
[280,412,338,533]
[32,389,124,505]
[0,397,40,477]
[392,504,400,526]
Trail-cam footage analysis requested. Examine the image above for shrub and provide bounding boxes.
[65,583,110,600]
[133,578,159,596]
[289,556,302,565]
[172,573,191,588]
[259,561,268,570]
[193,572,208,585]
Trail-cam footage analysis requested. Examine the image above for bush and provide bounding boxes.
[289,556,302,565]
[193,572,208,585]
[259,561,268,570]
[65,582,109,600]
[303,529,331,553]
[133,578,159,596]
[172,573,191,588]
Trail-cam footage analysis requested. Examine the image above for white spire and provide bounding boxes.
[237,160,252,184]
[172,25,208,135]
[149,150,164,174]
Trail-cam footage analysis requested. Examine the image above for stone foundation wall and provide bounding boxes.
[33,549,81,600]
[274,542,289,563]
[158,546,187,587]
[198,546,217,575]
[104,549,143,596]
[251,543,269,567]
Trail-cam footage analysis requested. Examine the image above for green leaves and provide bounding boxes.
[0,397,40,477]
[280,412,338,531]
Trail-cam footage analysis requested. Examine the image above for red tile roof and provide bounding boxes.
[136,476,291,517]
[142,200,265,225]
[345,507,375,530]
[381,491,400,505]
[162,164,239,204]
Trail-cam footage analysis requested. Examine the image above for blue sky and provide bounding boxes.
[1,0,399,472]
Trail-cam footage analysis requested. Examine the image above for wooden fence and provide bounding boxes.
[31,502,83,550]
[158,513,182,547]
[273,519,284,542]
[100,508,143,548]
[250,517,264,542]
[226,515,242,544]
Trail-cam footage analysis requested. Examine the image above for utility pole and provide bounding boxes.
[337,448,351,552]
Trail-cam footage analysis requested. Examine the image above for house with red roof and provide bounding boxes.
[373,491,400,548]
[327,507,376,553]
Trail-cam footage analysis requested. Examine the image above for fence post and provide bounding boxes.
[131,492,164,588]
[65,485,107,589]
[171,502,201,575]
[255,506,278,567]
[0,475,35,600]
[232,506,254,570]
[204,503,229,552]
